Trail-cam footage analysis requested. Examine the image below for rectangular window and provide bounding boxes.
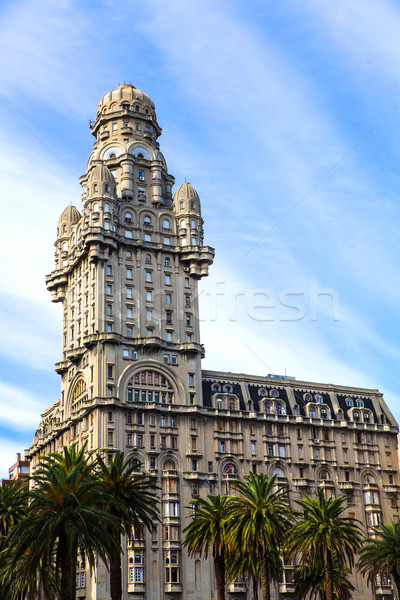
[127,307,133,319]
[186,315,191,326]
[127,433,132,446]
[279,445,286,458]
[145,271,152,282]
[189,374,194,387]
[137,434,143,447]
[106,265,112,276]
[163,354,169,363]
[126,411,132,424]
[165,274,171,285]
[166,293,171,304]
[220,442,225,453]
[150,434,155,448]
[146,291,152,302]
[251,442,256,455]
[126,287,132,299]
[123,349,129,358]
[185,277,190,288]
[106,303,112,316]
[164,502,180,517]
[108,431,113,446]
[191,436,197,451]
[191,459,197,471]
[137,412,144,425]
[166,312,172,324]
[267,444,274,457]
[171,355,178,365]
[160,436,167,449]
[107,285,112,295]
[126,268,132,279]
[107,365,113,379]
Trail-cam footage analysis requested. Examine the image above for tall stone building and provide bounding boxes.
[28,84,399,600]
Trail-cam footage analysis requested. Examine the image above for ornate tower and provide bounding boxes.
[44,84,214,430]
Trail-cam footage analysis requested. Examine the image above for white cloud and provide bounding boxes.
[0,381,47,431]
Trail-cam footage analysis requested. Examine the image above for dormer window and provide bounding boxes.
[357,400,364,408]
[316,395,323,403]
[346,398,354,407]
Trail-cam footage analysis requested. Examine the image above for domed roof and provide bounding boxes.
[173,182,200,205]
[88,163,115,185]
[57,205,81,228]
[96,83,156,118]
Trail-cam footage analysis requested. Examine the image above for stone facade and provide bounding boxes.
[27,84,399,600]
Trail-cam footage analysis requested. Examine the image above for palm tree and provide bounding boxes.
[183,494,232,600]
[358,519,400,595]
[97,451,159,600]
[225,544,282,600]
[8,445,120,600]
[287,488,362,600]
[226,473,293,600]
[293,552,356,600]
[0,481,26,541]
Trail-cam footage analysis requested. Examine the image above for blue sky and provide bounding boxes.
[1,0,400,477]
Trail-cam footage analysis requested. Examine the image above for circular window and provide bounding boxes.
[270,389,279,398]
[304,393,312,402]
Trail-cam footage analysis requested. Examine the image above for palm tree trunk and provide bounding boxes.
[110,546,122,600]
[214,551,225,600]
[323,548,333,600]
[59,547,76,600]
[260,554,270,600]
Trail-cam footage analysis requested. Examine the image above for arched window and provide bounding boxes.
[93,184,98,193]
[216,397,223,409]
[145,254,151,263]
[125,211,133,224]
[353,411,360,422]
[346,398,354,407]
[164,257,171,266]
[163,219,170,229]
[363,411,370,423]
[223,385,232,393]
[180,219,186,229]
[223,463,236,474]
[104,202,110,212]
[211,383,220,392]
[357,400,364,408]
[293,405,299,416]
[264,402,272,414]
[259,389,266,397]
[272,467,284,478]
[93,202,99,212]
[364,473,375,484]
[316,394,324,403]
[104,183,109,192]
[164,460,175,470]
[144,215,151,226]
[127,370,174,404]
